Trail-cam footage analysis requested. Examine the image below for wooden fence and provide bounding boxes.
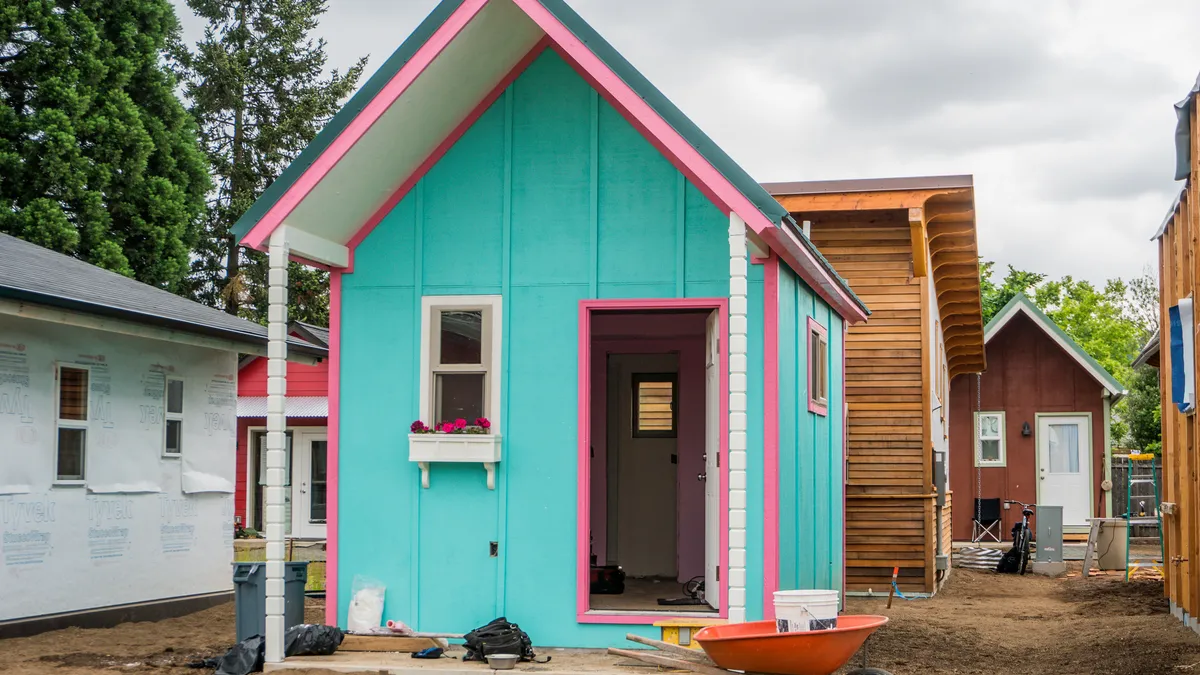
[1111,456,1163,538]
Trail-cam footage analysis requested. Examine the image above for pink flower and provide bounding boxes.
[454,418,467,430]
[475,417,491,429]
[410,420,427,433]
[440,422,454,433]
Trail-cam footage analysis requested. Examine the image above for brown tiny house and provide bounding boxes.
[766,176,986,594]
[949,294,1124,541]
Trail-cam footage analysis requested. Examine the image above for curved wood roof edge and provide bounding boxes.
[765,179,986,374]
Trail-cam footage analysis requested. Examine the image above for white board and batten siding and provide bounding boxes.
[0,314,237,622]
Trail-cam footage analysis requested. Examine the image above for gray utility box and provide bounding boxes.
[1035,505,1064,563]
[233,561,309,642]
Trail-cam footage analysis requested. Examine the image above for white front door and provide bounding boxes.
[703,310,721,611]
[1037,416,1091,530]
[291,431,328,539]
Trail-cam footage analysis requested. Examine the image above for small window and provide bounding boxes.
[56,366,90,482]
[633,374,676,438]
[421,296,501,429]
[807,318,828,415]
[164,378,184,456]
[975,412,1006,466]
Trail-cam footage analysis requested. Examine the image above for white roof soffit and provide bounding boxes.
[284,0,544,249]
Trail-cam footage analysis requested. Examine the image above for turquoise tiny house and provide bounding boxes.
[234,0,868,648]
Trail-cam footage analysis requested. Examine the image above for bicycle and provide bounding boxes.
[1004,500,1035,575]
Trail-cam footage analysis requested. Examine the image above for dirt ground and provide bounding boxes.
[839,565,1200,675]
[3,568,1200,675]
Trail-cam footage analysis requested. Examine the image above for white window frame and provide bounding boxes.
[975,411,1006,467]
[163,376,185,458]
[419,295,503,434]
[54,363,92,485]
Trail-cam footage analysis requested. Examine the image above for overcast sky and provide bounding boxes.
[175,0,1200,286]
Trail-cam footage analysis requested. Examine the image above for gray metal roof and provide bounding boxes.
[0,233,325,359]
[761,175,973,197]
[292,321,330,348]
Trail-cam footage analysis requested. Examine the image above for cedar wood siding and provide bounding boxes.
[807,210,936,593]
[1158,88,1200,624]
[947,311,1107,541]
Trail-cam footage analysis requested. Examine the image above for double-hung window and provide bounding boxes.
[807,317,829,415]
[975,412,1006,466]
[164,378,184,456]
[420,296,502,429]
[56,365,90,483]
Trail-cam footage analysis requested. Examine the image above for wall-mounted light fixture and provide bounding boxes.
[1021,422,1032,437]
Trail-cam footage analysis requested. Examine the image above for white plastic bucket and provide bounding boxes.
[773,589,839,632]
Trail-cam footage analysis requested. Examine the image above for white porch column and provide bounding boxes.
[727,212,748,623]
[265,230,290,663]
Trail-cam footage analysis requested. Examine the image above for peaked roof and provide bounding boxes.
[985,293,1125,399]
[231,0,866,322]
[0,234,325,359]
[1132,330,1159,369]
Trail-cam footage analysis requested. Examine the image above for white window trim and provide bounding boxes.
[163,376,185,458]
[974,411,1006,467]
[418,295,503,434]
[54,362,91,486]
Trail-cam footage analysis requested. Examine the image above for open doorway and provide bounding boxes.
[581,304,724,617]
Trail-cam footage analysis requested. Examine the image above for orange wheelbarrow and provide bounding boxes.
[609,616,891,675]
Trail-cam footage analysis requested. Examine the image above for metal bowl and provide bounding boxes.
[486,653,520,670]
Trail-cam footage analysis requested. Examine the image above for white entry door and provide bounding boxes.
[291,431,329,539]
[1037,416,1091,530]
[704,310,721,611]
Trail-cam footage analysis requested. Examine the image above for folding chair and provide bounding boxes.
[972,498,1003,543]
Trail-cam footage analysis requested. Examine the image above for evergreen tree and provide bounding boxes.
[174,0,366,323]
[0,0,210,290]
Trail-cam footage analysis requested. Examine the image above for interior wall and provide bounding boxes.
[589,312,707,582]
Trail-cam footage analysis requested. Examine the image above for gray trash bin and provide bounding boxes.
[233,561,309,642]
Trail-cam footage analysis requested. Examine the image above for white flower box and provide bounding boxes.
[408,433,502,489]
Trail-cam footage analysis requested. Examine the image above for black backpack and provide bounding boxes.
[462,617,547,663]
[996,547,1021,574]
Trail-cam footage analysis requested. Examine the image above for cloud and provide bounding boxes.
[172,0,1200,283]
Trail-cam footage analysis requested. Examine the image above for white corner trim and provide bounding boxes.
[984,301,1122,397]
[418,295,503,434]
[275,225,350,269]
[264,230,289,664]
[727,212,748,624]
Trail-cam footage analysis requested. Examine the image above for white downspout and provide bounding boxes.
[265,230,290,663]
[727,212,748,624]
[1103,392,1112,518]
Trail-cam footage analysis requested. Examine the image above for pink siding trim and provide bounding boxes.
[576,298,729,623]
[345,38,552,260]
[324,271,342,626]
[807,317,828,416]
[242,0,490,250]
[841,324,848,602]
[761,254,779,619]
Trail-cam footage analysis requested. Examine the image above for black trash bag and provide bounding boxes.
[213,625,345,675]
[462,617,544,663]
[214,635,264,675]
[284,624,344,656]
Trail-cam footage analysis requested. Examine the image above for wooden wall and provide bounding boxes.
[947,312,1108,541]
[1158,93,1200,626]
[809,210,938,593]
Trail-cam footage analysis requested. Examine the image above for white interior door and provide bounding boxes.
[1037,416,1091,530]
[704,310,721,610]
[291,431,329,540]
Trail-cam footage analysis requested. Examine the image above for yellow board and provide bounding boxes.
[653,619,727,650]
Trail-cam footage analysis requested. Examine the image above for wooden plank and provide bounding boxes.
[607,649,729,675]
[339,636,440,653]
